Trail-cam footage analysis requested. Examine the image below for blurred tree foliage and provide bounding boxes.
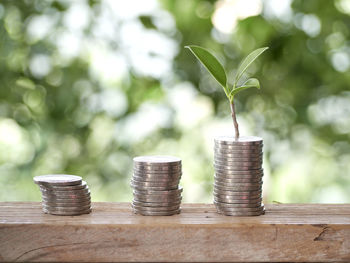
[0,0,349,203]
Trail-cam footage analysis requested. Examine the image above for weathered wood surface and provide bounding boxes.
[0,202,349,262]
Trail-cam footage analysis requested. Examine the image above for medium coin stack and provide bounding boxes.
[131,156,182,216]
[213,136,265,216]
[34,174,92,216]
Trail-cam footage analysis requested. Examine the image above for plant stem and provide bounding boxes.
[230,99,239,140]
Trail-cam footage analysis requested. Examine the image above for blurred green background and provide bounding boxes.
[0,0,349,203]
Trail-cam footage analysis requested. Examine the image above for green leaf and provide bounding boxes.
[234,47,268,86]
[185,45,227,91]
[230,78,260,97]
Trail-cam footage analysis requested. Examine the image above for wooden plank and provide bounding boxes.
[0,202,349,262]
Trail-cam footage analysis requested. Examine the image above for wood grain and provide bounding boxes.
[0,202,349,262]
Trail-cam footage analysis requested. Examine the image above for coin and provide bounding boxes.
[133,195,181,203]
[131,184,179,191]
[215,168,263,175]
[216,209,264,216]
[131,180,179,188]
[133,155,181,165]
[133,174,181,182]
[39,181,88,191]
[214,148,263,154]
[214,165,262,171]
[213,188,262,196]
[133,208,180,216]
[214,144,263,150]
[214,176,262,184]
[132,204,180,211]
[43,207,92,216]
[42,194,91,203]
[214,184,261,192]
[133,187,183,195]
[214,193,262,201]
[42,200,91,207]
[214,201,263,208]
[132,200,182,207]
[41,190,91,200]
[214,196,262,204]
[133,169,182,176]
[34,174,82,186]
[133,165,182,172]
[215,204,264,212]
[215,155,263,162]
[42,203,91,211]
[40,187,90,195]
[130,183,178,191]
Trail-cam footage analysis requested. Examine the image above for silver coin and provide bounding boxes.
[214,143,263,150]
[133,187,183,195]
[42,194,91,203]
[134,167,182,177]
[132,200,182,207]
[214,147,263,154]
[213,189,262,197]
[41,189,91,199]
[131,179,179,188]
[34,174,82,186]
[214,176,262,184]
[132,204,180,211]
[214,201,263,208]
[133,165,181,172]
[133,195,182,203]
[43,205,91,213]
[214,184,261,192]
[215,155,263,162]
[42,203,91,211]
[40,187,90,195]
[134,163,182,169]
[214,135,263,144]
[216,208,264,216]
[214,168,263,175]
[214,161,262,168]
[213,188,262,196]
[214,175,262,183]
[214,165,262,171]
[132,173,181,181]
[43,207,92,216]
[42,200,91,207]
[133,191,182,199]
[131,184,179,191]
[133,208,181,216]
[39,181,88,191]
[214,150,263,156]
[215,204,264,212]
[133,155,181,165]
[214,193,262,201]
[214,158,262,165]
[215,157,263,164]
[132,175,180,183]
[214,196,262,204]
[215,181,262,187]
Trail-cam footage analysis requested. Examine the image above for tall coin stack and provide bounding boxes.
[213,136,265,216]
[34,174,92,216]
[131,156,182,216]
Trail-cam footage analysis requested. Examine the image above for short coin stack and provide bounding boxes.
[213,136,265,216]
[131,156,182,216]
[34,174,92,216]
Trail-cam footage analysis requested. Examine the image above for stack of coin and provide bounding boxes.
[131,156,182,216]
[213,136,265,216]
[34,174,92,216]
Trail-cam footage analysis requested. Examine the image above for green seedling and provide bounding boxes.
[185,45,268,139]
